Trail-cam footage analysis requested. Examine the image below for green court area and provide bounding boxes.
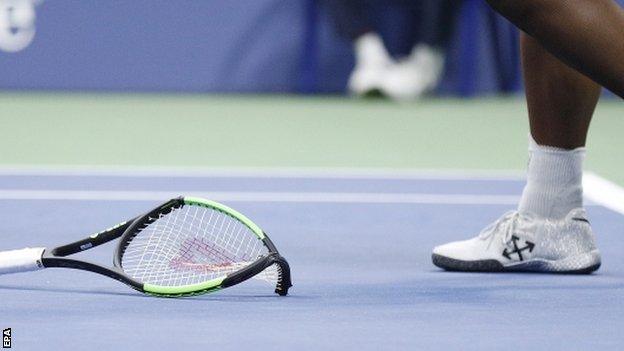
[1,93,622,185]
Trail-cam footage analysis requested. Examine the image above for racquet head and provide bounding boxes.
[114,196,291,297]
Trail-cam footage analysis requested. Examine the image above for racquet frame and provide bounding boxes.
[40,197,292,297]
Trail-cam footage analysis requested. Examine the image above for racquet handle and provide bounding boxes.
[0,247,45,275]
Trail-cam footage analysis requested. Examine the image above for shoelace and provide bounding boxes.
[478,211,521,249]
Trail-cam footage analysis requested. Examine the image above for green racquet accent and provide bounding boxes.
[183,196,266,239]
[143,276,226,296]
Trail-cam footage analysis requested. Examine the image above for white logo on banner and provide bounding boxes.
[0,0,42,53]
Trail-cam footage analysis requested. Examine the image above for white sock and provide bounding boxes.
[518,135,585,219]
[354,33,390,67]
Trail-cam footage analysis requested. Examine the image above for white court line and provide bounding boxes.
[0,190,523,205]
[0,167,619,210]
[0,165,525,180]
[584,172,624,215]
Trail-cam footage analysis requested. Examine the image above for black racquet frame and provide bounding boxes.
[40,197,292,297]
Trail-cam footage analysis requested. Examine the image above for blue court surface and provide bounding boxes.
[1,170,623,350]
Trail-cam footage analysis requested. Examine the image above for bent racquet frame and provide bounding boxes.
[1,197,292,297]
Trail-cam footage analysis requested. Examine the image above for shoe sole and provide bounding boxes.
[432,250,601,274]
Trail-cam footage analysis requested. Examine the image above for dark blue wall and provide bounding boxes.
[0,0,520,95]
[1,0,308,92]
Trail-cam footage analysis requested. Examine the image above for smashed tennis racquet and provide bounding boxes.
[0,196,292,297]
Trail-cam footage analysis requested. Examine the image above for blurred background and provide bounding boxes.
[0,0,622,184]
[0,0,519,95]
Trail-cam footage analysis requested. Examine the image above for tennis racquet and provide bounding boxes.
[0,196,292,297]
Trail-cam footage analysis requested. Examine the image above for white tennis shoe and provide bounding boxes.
[432,209,601,274]
[348,33,393,97]
[380,45,445,101]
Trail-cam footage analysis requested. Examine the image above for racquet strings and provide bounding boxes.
[120,204,275,287]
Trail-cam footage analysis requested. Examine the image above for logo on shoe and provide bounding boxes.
[502,235,535,261]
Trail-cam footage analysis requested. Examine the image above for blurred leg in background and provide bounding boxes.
[381,0,460,101]
[323,0,393,97]
[323,0,460,100]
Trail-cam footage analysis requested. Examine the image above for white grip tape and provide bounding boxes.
[0,247,45,275]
